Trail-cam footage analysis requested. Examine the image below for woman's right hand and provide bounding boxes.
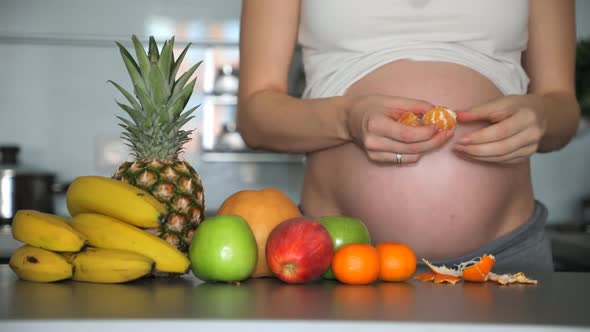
[345,94,454,164]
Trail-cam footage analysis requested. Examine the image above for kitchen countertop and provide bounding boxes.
[0,265,588,331]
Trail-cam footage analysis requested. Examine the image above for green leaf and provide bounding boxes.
[173,114,193,131]
[131,35,150,78]
[168,78,196,117]
[116,42,154,112]
[161,107,194,134]
[170,43,193,85]
[148,65,169,107]
[108,80,142,111]
[115,42,140,73]
[116,116,136,129]
[116,102,142,124]
[169,105,198,127]
[158,37,174,81]
[171,61,200,97]
[148,36,159,62]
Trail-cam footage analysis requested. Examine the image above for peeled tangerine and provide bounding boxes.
[421,106,457,130]
[399,112,421,127]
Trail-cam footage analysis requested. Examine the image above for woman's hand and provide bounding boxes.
[454,95,548,164]
[346,94,454,164]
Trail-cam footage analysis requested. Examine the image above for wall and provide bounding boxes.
[0,0,589,222]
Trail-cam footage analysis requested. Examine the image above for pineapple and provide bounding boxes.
[109,35,205,255]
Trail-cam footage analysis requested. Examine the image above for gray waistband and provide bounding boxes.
[419,200,549,270]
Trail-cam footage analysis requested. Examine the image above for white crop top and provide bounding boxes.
[298,0,530,98]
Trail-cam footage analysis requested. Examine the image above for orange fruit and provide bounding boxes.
[216,188,302,277]
[376,242,416,282]
[332,243,379,285]
[421,106,457,130]
[399,111,421,127]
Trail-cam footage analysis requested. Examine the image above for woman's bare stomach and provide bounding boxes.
[300,60,535,260]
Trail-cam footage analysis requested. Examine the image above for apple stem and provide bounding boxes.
[283,262,297,275]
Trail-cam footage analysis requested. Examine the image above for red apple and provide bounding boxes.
[265,217,334,284]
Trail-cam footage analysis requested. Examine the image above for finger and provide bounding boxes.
[455,142,538,161]
[455,110,481,122]
[367,151,422,164]
[365,130,453,154]
[457,115,522,145]
[367,117,438,143]
[454,128,539,157]
[386,98,434,118]
[457,99,516,123]
[455,142,538,163]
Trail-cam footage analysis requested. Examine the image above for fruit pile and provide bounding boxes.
[9,176,190,283]
[190,187,538,286]
[189,188,418,285]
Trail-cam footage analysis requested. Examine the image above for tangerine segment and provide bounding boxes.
[332,243,380,285]
[399,112,421,127]
[421,106,457,130]
[376,242,417,282]
[462,254,496,282]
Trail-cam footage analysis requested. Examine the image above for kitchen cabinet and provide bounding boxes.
[0,265,588,331]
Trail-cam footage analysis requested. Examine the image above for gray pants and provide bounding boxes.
[417,200,553,273]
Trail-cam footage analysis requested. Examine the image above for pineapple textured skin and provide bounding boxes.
[114,159,205,254]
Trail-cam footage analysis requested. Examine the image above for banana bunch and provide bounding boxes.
[62,248,154,283]
[9,175,190,283]
[66,176,167,228]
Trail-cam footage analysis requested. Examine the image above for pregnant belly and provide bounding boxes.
[301,60,535,260]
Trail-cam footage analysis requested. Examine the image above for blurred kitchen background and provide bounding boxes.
[1,0,589,269]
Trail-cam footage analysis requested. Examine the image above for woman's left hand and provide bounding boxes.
[453,95,548,164]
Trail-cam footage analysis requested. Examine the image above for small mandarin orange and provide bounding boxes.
[376,242,417,282]
[421,106,457,130]
[399,111,421,127]
[332,243,380,285]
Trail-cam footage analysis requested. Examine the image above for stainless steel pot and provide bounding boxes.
[0,146,64,225]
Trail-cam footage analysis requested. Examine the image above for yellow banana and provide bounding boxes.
[66,175,167,228]
[62,247,154,283]
[70,213,190,274]
[11,210,87,252]
[9,245,73,282]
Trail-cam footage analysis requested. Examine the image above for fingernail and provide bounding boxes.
[446,130,454,138]
[454,144,465,151]
[459,137,470,144]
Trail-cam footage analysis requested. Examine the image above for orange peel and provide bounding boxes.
[414,273,436,282]
[487,272,538,285]
[416,254,537,286]
[421,258,462,277]
[414,272,461,284]
[433,274,462,284]
[460,254,496,282]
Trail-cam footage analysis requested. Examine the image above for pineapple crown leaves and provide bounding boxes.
[108,35,202,159]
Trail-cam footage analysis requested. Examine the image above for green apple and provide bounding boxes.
[317,216,372,279]
[189,215,257,283]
